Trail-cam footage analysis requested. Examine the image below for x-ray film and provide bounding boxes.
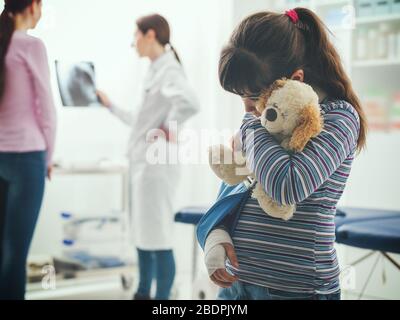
[55,61,101,107]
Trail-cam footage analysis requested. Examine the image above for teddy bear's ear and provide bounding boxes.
[271,78,288,91]
[264,78,287,99]
[289,104,324,152]
[256,78,288,114]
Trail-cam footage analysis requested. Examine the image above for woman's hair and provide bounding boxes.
[0,0,41,102]
[136,13,181,64]
[219,8,367,152]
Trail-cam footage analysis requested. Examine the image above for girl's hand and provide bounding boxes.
[209,243,239,288]
[242,98,261,117]
[96,90,112,108]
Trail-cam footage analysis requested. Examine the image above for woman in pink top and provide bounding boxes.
[0,0,56,300]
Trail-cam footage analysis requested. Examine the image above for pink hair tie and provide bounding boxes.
[285,9,299,24]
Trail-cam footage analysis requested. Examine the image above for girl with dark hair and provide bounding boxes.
[97,14,199,300]
[0,0,57,300]
[204,8,366,300]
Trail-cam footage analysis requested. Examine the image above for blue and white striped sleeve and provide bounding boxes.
[240,105,360,206]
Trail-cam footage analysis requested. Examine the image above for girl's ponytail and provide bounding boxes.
[294,8,345,93]
[294,7,367,152]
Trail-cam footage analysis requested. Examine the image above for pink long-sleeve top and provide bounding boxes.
[0,30,57,165]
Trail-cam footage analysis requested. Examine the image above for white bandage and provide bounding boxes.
[204,229,233,276]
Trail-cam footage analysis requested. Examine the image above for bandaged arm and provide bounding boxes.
[204,228,233,276]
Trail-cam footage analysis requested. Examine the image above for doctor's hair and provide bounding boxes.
[0,0,41,102]
[219,8,367,152]
[136,14,181,64]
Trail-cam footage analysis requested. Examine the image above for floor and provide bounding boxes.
[25,267,392,300]
[26,270,195,300]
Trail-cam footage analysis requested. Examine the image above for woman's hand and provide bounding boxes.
[96,90,112,108]
[159,125,176,143]
[209,243,239,288]
[47,165,53,181]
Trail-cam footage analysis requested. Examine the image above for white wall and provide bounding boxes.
[25,0,239,282]
[3,0,399,299]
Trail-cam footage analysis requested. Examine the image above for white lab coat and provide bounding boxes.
[110,51,199,250]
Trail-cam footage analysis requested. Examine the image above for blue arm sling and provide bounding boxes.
[196,180,255,250]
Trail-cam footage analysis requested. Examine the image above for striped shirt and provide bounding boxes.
[226,99,360,294]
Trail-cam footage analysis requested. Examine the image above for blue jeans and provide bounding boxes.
[136,248,176,300]
[0,151,46,300]
[218,281,341,300]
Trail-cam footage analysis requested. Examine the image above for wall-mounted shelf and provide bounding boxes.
[328,25,354,32]
[352,59,400,67]
[356,14,400,25]
[315,0,351,7]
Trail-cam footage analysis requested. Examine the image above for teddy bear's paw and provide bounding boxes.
[251,182,266,199]
[280,205,296,221]
[210,162,247,185]
[255,189,296,221]
[208,145,232,166]
[222,171,249,186]
[280,138,291,150]
[265,204,295,221]
[208,145,247,185]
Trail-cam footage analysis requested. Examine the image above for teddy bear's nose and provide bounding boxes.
[266,108,278,122]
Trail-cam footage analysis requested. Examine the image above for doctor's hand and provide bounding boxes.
[96,90,112,108]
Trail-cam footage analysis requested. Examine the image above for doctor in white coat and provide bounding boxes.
[97,14,199,300]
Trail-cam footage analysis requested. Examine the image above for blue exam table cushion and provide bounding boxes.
[336,216,400,254]
[335,207,400,228]
[174,207,208,225]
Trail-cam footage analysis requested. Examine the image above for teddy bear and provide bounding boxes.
[208,78,324,221]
